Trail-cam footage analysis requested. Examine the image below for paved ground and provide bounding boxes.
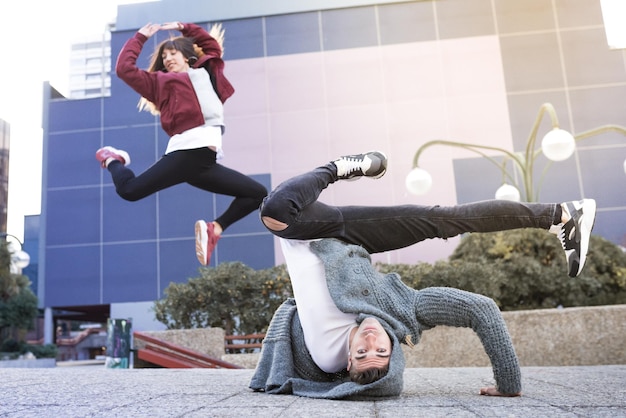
[1,365,625,417]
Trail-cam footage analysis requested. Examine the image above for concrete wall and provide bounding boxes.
[0,358,56,368]
[403,304,626,367]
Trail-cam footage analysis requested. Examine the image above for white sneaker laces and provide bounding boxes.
[336,156,371,177]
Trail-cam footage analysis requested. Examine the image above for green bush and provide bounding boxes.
[0,338,20,353]
[377,230,626,310]
[154,262,292,335]
[26,343,58,359]
[0,241,39,348]
[0,341,57,359]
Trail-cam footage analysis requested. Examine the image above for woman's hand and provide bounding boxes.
[138,23,161,38]
[480,386,521,397]
[160,22,183,31]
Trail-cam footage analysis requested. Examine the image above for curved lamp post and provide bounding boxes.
[406,103,626,202]
[0,232,30,274]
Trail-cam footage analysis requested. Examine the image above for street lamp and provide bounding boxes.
[406,103,626,202]
[601,0,626,49]
[0,232,30,273]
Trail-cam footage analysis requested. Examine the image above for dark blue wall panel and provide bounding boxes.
[217,234,275,270]
[221,18,265,61]
[47,188,101,246]
[101,126,159,184]
[46,246,101,306]
[157,183,216,239]
[102,186,157,242]
[266,12,321,56]
[47,130,102,188]
[48,97,102,132]
[102,242,159,302]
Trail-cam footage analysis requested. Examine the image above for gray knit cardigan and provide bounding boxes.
[249,239,521,399]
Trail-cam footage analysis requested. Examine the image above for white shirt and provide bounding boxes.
[165,124,223,157]
[280,238,357,373]
[164,67,225,157]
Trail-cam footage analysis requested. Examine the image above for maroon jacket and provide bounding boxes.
[115,23,235,137]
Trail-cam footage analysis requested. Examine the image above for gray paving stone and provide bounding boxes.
[0,365,624,417]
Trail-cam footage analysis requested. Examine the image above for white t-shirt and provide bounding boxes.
[164,67,224,157]
[280,238,357,373]
[165,125,223,157]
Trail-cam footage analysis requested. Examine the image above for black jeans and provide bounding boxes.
[260,163,558,254]
[108,147,267,230]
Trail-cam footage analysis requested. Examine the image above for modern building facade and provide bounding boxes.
[67,31,113,100]
[40,0,626,343]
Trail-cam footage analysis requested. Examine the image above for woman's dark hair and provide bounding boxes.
[349,365,389,385]
[148,36,198,73]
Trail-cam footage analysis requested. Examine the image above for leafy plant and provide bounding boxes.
[0,340,57,359]
[378,230,626,310]
[154,262,292,337]
[0,242,39,349]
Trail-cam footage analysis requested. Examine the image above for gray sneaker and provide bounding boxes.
[549,199,596,277]
[333,151,388,180]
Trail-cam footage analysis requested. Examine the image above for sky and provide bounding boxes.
[0,1,151,242]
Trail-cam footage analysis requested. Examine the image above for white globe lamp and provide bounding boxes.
[541,128,576,161]
[405,168,433,195]
[2,235,30,273]
[495,183,521,202]
[13,250,31,269]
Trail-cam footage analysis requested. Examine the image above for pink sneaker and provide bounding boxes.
[195,220,220,265]
[96,146,131,168]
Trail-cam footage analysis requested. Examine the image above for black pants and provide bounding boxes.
[260,163,559,254]
[107,147,267,230]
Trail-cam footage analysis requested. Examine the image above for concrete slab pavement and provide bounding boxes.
[1,365,624,417]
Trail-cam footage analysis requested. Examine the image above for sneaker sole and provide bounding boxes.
[357,150,387,180]
[195,220,208,265]
[573,199,596,277]
[369,151,388,179]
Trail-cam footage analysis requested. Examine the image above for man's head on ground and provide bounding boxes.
[347,317,391,384]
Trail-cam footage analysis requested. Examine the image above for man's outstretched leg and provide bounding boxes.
[261,151,596,277]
